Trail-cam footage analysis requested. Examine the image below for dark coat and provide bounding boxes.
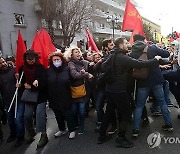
[19,64,47,104]
[105,48,158,93]
[47,65,72,110]
[130,41,170,88]
[0,66,16,107]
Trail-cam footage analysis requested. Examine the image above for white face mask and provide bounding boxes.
[53,61,62,68]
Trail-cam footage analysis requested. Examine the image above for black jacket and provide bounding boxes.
[0,66,16,107]
[105,48,158,93]
[47,65,72,110]
[19,64,47,104]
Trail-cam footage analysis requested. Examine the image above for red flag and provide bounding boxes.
[15,29,26,73]
[122,0,145,41]
[85,28,99,52]
[31,31,44,65]
[129,30,135,44]
[175,32,180,38]
[39,28,56,68]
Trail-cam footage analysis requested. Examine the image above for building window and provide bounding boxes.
[14,13,25,25]
[58,21,62,29]
[100,23,105,29]
[41,19,48,28]
[52,20,57,29]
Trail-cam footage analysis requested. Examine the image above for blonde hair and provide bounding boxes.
[92,52,102,61]
[64,46,82,62]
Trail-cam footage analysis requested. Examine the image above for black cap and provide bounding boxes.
[133,34,145,42]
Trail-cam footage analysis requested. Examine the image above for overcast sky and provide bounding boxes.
[134,0,180,36]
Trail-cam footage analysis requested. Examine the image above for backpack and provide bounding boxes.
[132,46,149,80]
[96,53,116,85]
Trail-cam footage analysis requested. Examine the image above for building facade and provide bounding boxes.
[72,0,140,45]
[0,0,40,56]
[0,0,161,56]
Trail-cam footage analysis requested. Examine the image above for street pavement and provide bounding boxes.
[1,94,180,154]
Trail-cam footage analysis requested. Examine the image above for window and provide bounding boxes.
[41,19,48,28]
[58,21,62,29]
[100,23,105,29]
[14,13,25,25]
[52,20,57,29]
[15,0,24,1]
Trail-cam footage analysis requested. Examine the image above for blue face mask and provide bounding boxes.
[53,61,62,68]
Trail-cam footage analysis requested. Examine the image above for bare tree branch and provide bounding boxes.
[38,0,92,46]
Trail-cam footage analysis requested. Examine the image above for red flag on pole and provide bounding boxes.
[39,28,56,68]
[15,29,26,73]
[85,28,99,52]
[31,31,44,65]
[175,32,180,38]
[122,0,145,43]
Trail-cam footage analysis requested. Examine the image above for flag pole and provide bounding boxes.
[8,72,24,112]
[15,79,18,118]
[133,80,137,101]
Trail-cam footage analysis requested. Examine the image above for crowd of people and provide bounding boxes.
[0,34,180,149]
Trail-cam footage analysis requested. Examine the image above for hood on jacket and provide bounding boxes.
[132,41,147,53]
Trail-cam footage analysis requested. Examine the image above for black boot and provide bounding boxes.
[37,133,48,149]
[116,136,134,148]
[7,134,17,143]
[26,129,36,144]
[97,135,112,144]
[15,136,25,147]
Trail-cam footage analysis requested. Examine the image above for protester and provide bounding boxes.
[47,51,76,139]
[100,38,117,135]
[163,46,180,118]
[98,37,161,148]
[101,39,114,59]
[18,50,48,149]
[6,56,16,68]
[92,52,107,132]
[64,46,93,135]
[0,57,25,147]
[82,50,94,117]
[130,34,173,137]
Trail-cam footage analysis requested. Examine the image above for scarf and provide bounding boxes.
[23,63,37,84]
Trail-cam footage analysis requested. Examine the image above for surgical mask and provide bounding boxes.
[53,61,62,68]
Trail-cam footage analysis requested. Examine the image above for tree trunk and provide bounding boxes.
[48,20,55,43]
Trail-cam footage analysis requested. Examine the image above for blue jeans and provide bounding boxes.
[5,102,25,137]
[133,84,171,130]
[93,90,106,122]
[24,102,46,133]
[71,102,85,131]
[151,80,171,111]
